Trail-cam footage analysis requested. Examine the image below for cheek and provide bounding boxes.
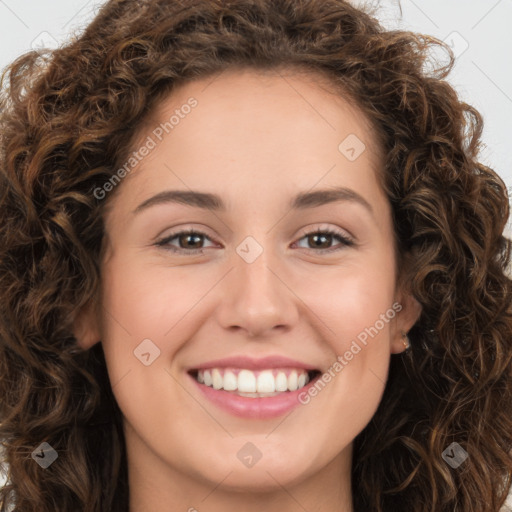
[97,253,203,438]
[97,253,187,392]
[99,252,208,343]
[296,282,394,457]
[327,275,395,352]
[97,251,228,415]
[294,255,396,427]
[297,250,396,349]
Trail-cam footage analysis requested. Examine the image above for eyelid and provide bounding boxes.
[295,223,354,242]
[153,223,217,244]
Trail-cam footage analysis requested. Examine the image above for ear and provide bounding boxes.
[73,298,101,350]
[390,286,422,355]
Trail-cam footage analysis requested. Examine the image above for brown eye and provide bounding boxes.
[177,232,204,249]
[294,228,354,254]
[156,229,216,253]
[307,232,333,249]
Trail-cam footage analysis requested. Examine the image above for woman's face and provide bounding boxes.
[77,68,421,504]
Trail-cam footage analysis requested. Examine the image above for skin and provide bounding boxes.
[75,67,422,512]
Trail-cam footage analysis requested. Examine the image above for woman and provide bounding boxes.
[0,0,511,510]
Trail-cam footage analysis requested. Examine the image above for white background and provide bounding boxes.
[0,0,511,507]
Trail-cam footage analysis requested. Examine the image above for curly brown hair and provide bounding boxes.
[0,0,511,510]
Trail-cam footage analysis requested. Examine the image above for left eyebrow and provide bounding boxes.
[131,186,374,218]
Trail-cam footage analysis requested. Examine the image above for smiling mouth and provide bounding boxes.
[188,367,321,397]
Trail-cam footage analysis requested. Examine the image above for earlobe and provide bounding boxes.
[400,330,411,351]
[73,299,101,350]
[391,291,422,354]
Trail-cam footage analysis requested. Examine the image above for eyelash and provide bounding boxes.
[154,227,355,255]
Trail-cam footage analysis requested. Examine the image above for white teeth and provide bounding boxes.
[256,370,275,393]
[275,372,288,392]
[212,368,223,390]
[238,369,257,392]
[195,367,312,394]
[223,370,237,391]
[288,371,298,391]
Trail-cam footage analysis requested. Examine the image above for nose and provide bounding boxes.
[215,242,299,339]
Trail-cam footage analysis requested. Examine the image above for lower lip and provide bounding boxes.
[188,373,319,419]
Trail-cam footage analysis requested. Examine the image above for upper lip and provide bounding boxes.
[188,355,319,371]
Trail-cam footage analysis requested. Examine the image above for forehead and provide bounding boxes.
[150,67,382,163]
[106,67,386,215]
